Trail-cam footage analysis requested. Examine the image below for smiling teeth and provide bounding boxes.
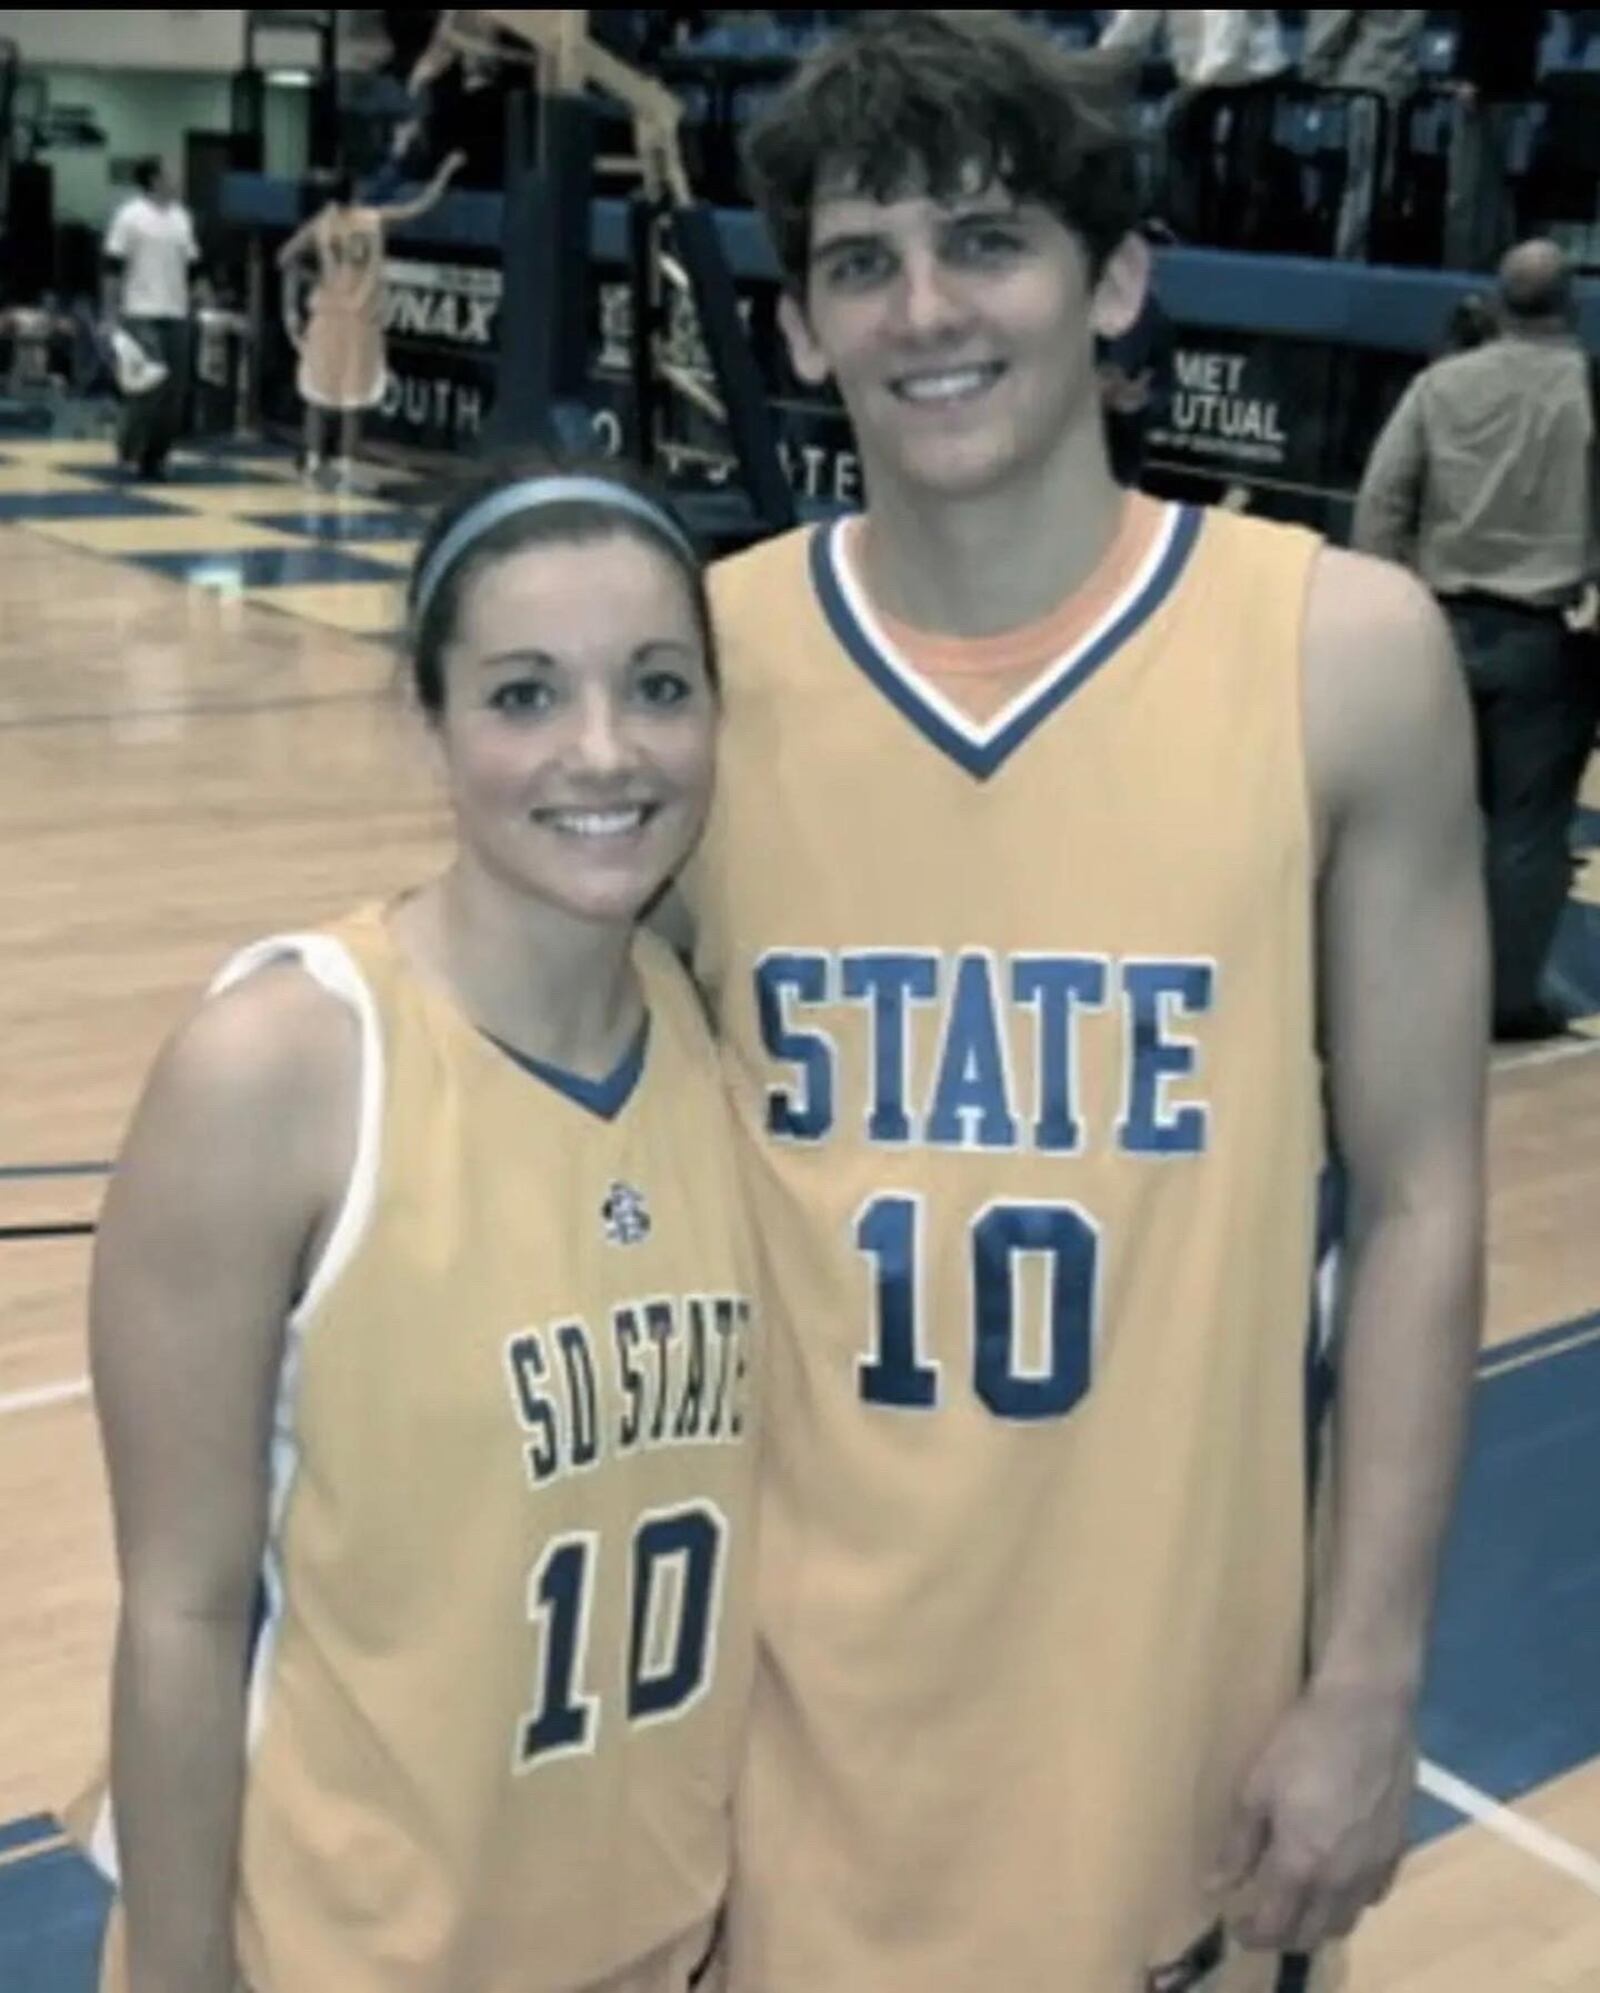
[897,368,995,402]
[541,808,649,837]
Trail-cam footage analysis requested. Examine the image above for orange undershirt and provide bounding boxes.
[843,492,1168,727]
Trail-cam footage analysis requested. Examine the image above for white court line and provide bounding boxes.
[1480,1321,1600,1381]
[1494,1034,1600,1074]
[0,1376,90,1418]
[1420,1760,1600,1897]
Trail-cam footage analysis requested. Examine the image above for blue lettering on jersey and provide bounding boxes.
[707,1298,742,1439]
[628,1506,725,1724]
[1012,954,1110,1153]
[506,1296,753,1490]
[1118,960,1217,1156]
[614,1307,645,1449]
[555,1322,600,1471]
[754,949,1214,1158]
[971,1200,1098,1420]
[520,1501,730,1772]
[926,952,1020,1151]
[727,1299,753,1439]
[756,952,834,1140]
[857,1193,939,1408]
[644,1299,676,1444]
[516,1535,598,1765]
[675,1298,710,1438]
[506,1331,561,1486]
[842,951,939,1143]
[749,948,1219,1427]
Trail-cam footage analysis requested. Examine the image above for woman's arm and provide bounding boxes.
[379,149,468,229]
[275,217,318,273]
[92,966,355,1993]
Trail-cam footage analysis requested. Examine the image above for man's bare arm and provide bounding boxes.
[1311,547,1487,1696]
[1220,546,1487,1954]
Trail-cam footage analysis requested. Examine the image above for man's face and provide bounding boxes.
[779,170,1146,504]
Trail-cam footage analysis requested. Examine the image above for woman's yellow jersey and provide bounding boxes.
[91,907,758,1993]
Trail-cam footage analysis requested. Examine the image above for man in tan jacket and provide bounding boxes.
[1355,240,1599,1038]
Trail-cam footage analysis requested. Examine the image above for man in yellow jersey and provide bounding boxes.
[676,13,1487,1991]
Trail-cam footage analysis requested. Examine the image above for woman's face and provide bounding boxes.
[435,531,716,928]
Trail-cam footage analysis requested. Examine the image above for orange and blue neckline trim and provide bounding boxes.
[808,501,1204,779]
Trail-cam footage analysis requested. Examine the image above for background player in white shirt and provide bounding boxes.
[103,159,201,480]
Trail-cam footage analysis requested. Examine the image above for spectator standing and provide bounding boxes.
[1354,241,1599,1038]
[1099,11,1288,247]
[102,160,200,481]
[1300,11,1425,259]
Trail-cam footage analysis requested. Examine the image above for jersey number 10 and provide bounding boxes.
[517,1504,726,1770]
[858,1194,1099,1418]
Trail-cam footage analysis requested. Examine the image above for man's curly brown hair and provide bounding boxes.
[742,11,1143,295]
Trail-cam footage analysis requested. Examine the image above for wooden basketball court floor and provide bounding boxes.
[3,440,1600,1989]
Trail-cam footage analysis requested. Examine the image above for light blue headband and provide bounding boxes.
[411,474,698,627]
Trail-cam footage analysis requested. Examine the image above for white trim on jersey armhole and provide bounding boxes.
[210,935,387,1760]
[208,932,386,1326]
[86,934,386,1887]
[87,1791,118,1884]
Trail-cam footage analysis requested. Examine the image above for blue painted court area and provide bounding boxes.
[0,491,176,523]
[1420,1322,1600,1809]
[241,506,431,542]
[0,1823,106,1993]
[0,438,425,639]
[72,462,278,491]
[1404,1315,1600,1850]
[4,1313,1598,1984]
[1543,807,1600,1021]
[129,545,402,589]
[1548,898,1600,1023]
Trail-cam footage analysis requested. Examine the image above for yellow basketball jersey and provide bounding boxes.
[91,906,757,1993]
[686,504,1340,1993]
[315,205,384,321]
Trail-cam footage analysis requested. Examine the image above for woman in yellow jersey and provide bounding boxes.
[84,457,757,1993]
[278,151,464,486]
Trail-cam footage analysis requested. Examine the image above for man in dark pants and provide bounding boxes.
[103,160,199,480]
[1355,239,1599,1038]
[1445,595,1596,1033]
